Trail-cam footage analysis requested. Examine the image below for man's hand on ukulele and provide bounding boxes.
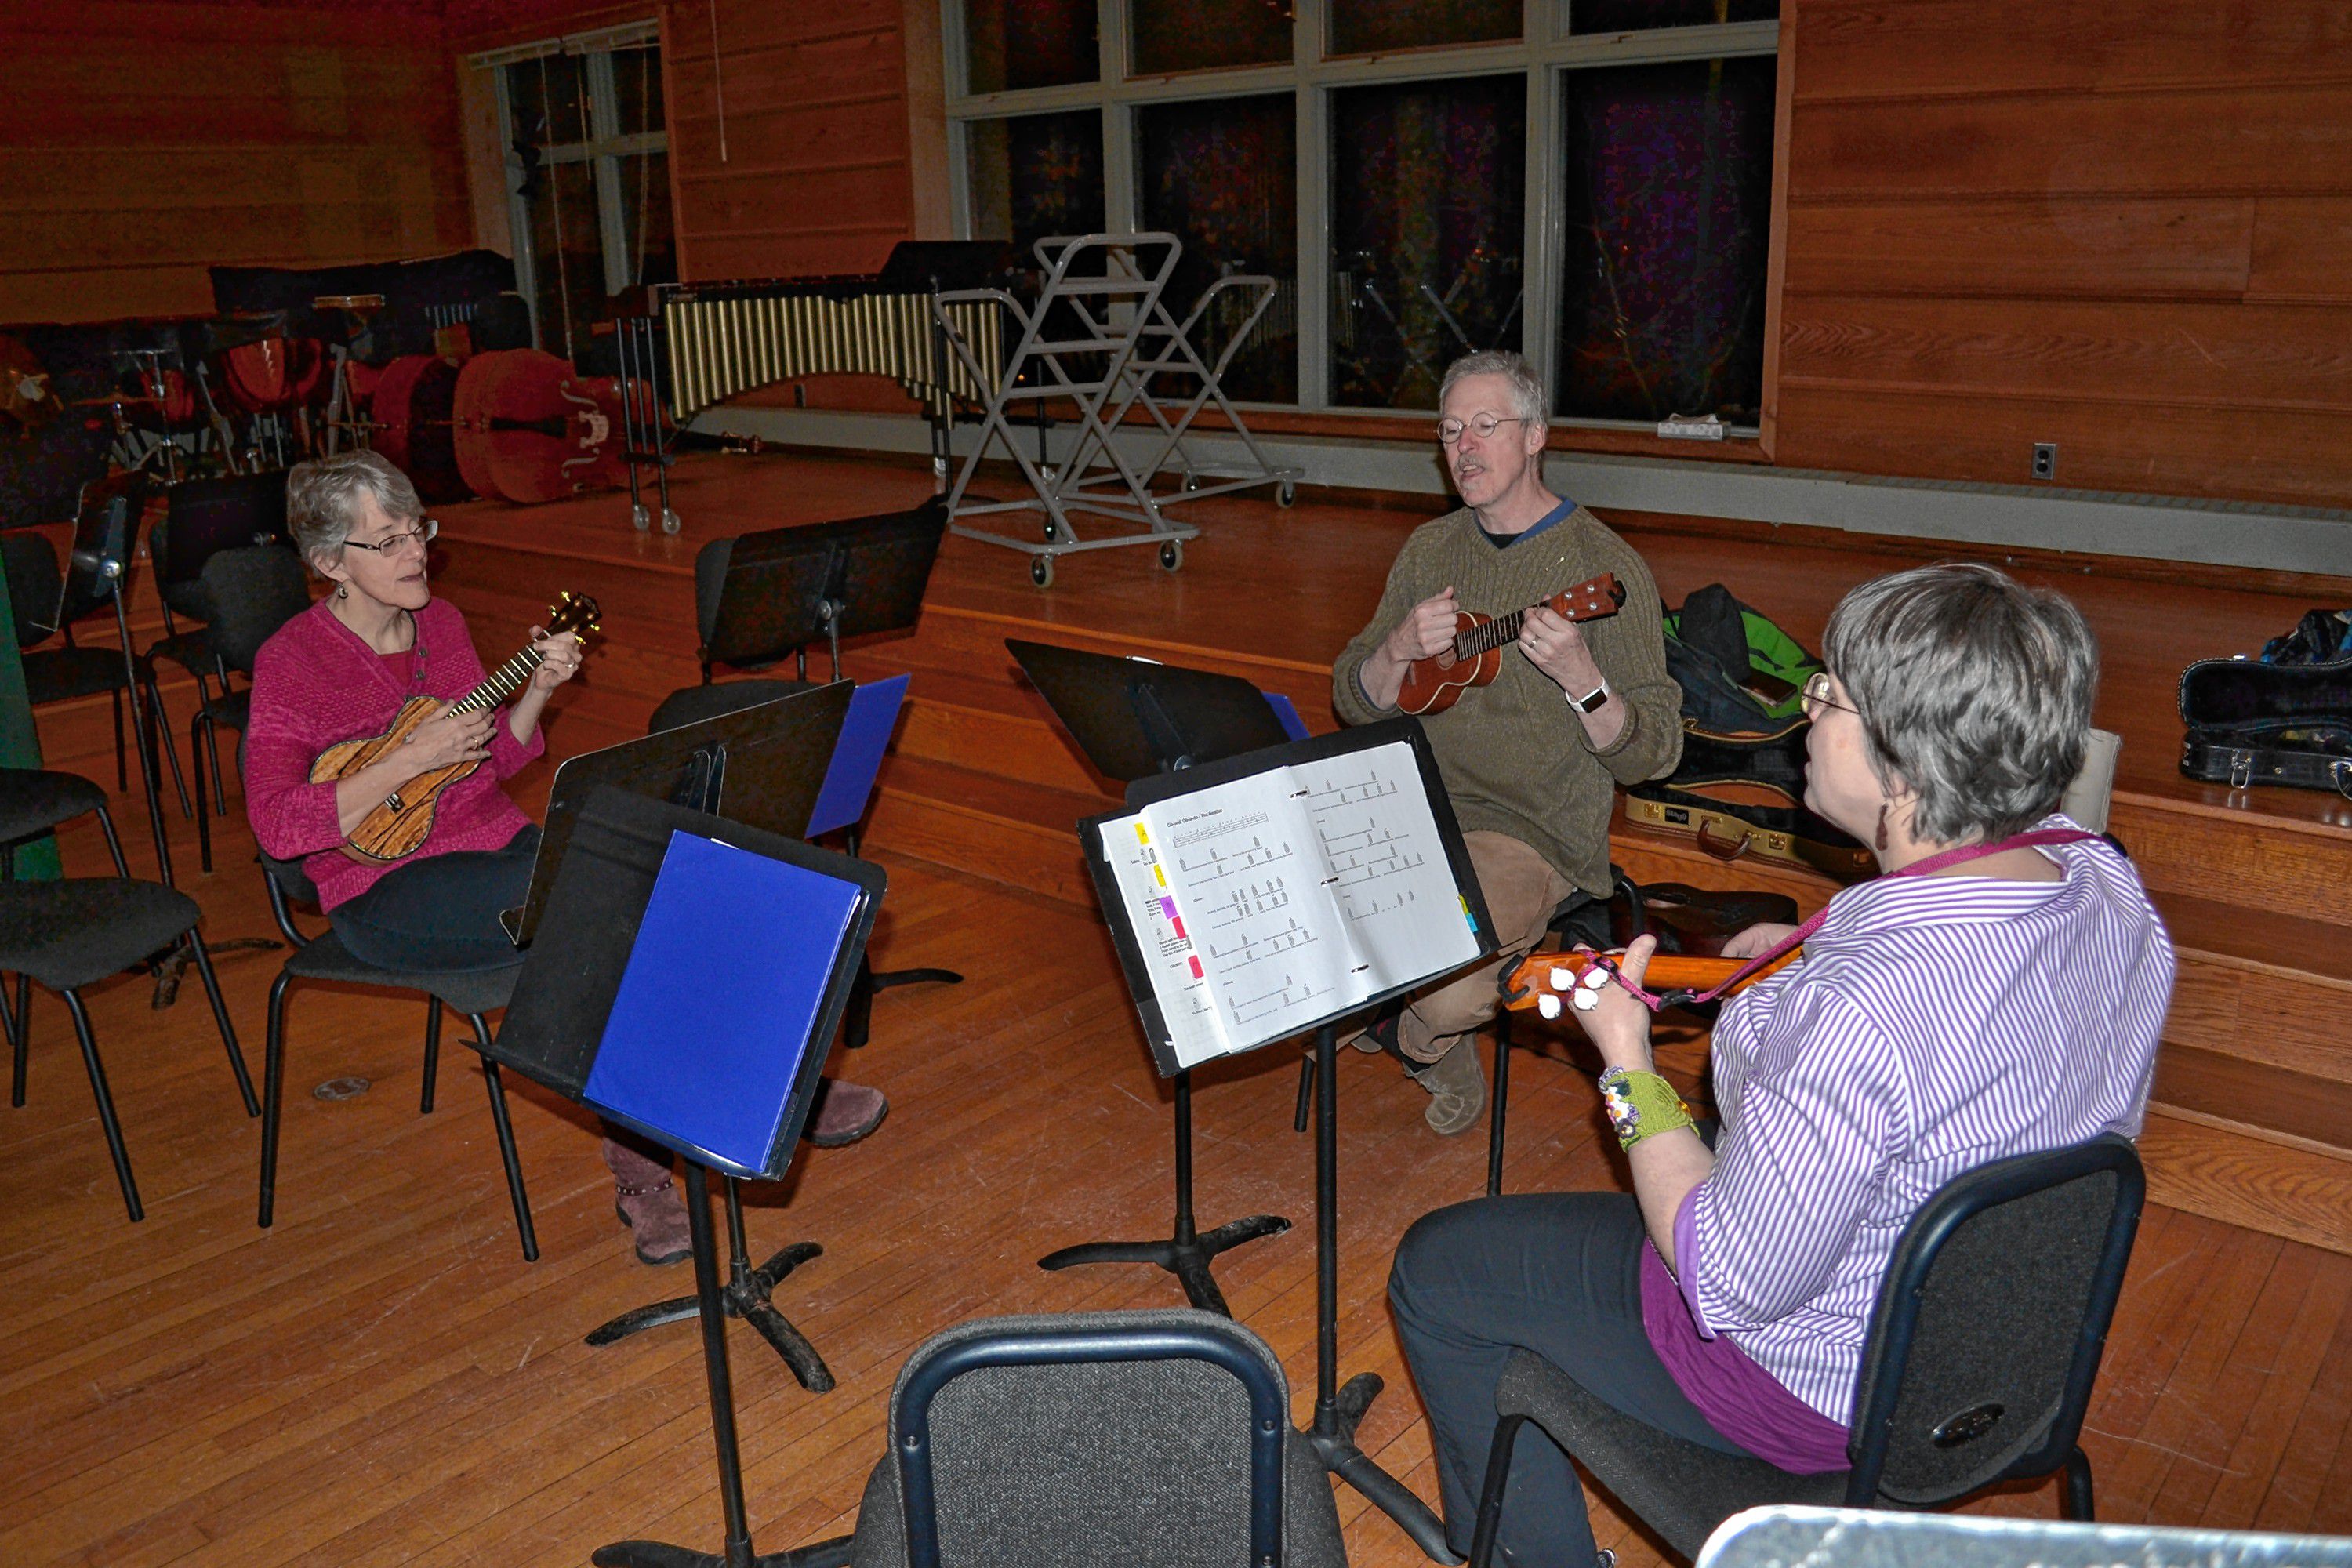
[1382,587,1461,666]
[398,704,496,771]
[1517,604,1602,693]
[529,629,583,692]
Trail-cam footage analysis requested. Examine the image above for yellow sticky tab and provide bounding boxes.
[1153,865,1167,887]
[1134,822,1149,844]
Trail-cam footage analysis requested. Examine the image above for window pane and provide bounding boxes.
[524,160,603,360]
[1330,76,1524,410]
[1131,0,1290,76]
[1573,0,1779,34]
[610,43,665,138]
[1555,56,1775,426]
[619,151,679,292]
[1330,0,1520,57]
[506,53,592,149]
[965,0,1098,93]
[967,110,1106,261]
[1137,94,1298,402]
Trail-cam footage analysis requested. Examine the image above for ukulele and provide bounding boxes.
[310,591,601,863]
[1395,573,1628,716]
[1503,946,1802,1015]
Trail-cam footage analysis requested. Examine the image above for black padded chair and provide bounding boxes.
[185,546,312,872]
[1466,1134,2148,1566]
[678,532,823,715]
[848,1309,1349,1568]
[0,766,128,881]
[0,842,257,1221]
[253,848,537,1261]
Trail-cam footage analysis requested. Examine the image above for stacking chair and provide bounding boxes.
[847,1309,1348,1568]
[686,531,819,707]
[0,767,256,1221]
[185,546,312,871]
[1467,1134,2147,1566]
[252,845,537,1261]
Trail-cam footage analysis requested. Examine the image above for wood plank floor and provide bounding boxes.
[5,455,2351,1566]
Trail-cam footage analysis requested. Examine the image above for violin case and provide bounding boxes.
[2178,609,2352,798]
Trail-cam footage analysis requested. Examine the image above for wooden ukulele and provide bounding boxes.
[1503,946,1802,1014]
[1395,573,1627,716]
[310,591,601,863]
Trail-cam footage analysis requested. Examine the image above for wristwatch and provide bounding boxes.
[1569,677,1610,714]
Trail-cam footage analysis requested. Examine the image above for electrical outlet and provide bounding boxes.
[2031,442,2058,481]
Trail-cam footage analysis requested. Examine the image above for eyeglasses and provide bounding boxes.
[343,518,438,555]
[1802,670,1858,717]
[1436,412,1529,446]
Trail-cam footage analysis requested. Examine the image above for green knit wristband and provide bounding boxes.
[1599,1068,1695,1151]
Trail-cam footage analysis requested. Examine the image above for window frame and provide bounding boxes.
[938,0,1781,436]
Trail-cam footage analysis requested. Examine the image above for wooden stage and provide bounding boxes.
[5,451,2351,1566]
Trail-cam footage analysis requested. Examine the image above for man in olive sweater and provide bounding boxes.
[1333,350,1682,1133]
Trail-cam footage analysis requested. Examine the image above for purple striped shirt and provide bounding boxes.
[1668,816,2172,1427]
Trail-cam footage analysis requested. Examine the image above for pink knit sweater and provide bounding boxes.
[245,595,543,911]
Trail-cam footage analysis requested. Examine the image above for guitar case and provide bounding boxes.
[1628,723,1875,883]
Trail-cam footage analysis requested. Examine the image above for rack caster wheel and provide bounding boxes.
[1158,539,1184,572]
[631,503,651,532]
[1030,554,1055,588]
[1276,481,1297,508]
[1043,517,1061,542]
[662,508,682,535]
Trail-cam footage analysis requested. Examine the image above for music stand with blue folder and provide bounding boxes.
[1005,638,1305,1319]
[494,784,878,1568]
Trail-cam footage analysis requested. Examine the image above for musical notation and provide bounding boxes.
[1176,834,1293,884]
[1232,971,1334,1029]
[1207,916,1317,973]
[1207,878,1291,928]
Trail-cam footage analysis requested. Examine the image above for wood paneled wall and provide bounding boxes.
[1770,0,2352,507]
[0,1,471,325]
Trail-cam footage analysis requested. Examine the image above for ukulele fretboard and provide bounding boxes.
[1454,608,1531,660]
[447,647,546,717]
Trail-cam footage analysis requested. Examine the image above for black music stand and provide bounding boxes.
[487,683,855,1391]
[1103,717,1497,1563]
[702,502,960,1046]
[495,785,875,1568]
[1010,639,1299,1316]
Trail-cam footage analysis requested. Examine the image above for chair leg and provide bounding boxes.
[192,711,212,874]
[470,1015,539,1262]
[92,803,129,879]
[201,702,226,815]
[420,1001,441,1114]
[1487,1013,1512,1199]
[5,972,25,1108]
[2062,1446,2095,1522]
[146,673,192,821]
[185,931,258,1116]
[62,989,142,1221]
[1467,1412,1529,1568]
[259,969,292,1227]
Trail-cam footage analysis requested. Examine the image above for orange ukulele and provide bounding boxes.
[1502,946,1802,1013]
[311,591,601,863]
[1395,573,1627,716]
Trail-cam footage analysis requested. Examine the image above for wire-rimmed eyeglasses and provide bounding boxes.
[1802,670,1858,717]
[343,518,439,555]
[1436,413,1529,446]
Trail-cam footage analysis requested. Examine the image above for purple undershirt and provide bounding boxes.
[1637,1187,1852,1473]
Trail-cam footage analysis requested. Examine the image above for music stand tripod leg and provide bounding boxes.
[1037,1068,1291,1316]
[585,1174,835,1395]
[594,1164,854,1568]
[1298,1023,1460,1563]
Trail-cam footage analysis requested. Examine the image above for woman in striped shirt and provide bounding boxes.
[1388,564,2173,1566]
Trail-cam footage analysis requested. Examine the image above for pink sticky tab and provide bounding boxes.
[1172,917,1188,940]
[1188,956,1204,978]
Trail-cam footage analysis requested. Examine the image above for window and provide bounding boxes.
[941,0,1778,430]
[492,27,676,362]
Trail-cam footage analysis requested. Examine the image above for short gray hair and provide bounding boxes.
[1823,564,2098,845]
[1439,350,1546,431]
[285,450,423,573]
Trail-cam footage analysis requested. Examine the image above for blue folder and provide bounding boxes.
[583,829,864,1172]
[1261,691,1310,743]
[804,673,910,839]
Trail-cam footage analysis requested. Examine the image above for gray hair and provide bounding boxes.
[1823,563,2098,845]
[285,450,423,574]
[1439,350,1547,431]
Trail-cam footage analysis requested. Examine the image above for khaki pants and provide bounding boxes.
[1395,831,1573,1064]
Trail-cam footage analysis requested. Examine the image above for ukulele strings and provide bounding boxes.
[448,646,547,716]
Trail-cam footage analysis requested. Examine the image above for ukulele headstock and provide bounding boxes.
[1550,573,1627,622]
[544,590,602,648]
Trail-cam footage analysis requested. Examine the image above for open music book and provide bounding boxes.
[1088,736,1486,1070]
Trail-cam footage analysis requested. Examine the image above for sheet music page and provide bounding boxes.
[1294,739,1482,993]
[1094,814,1232,1069]
[1143,781,1363,1052]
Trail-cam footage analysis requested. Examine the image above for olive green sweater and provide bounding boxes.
[1331,504,1682,898]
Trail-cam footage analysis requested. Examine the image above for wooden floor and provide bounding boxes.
[5,452,2352,1566]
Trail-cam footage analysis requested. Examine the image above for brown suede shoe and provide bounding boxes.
[614,1182,692,1266]
[803,1077,888,1148]
[1410,1033,1487,1136]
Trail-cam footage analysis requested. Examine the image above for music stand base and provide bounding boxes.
[1040,1211,1290,1317]
[1304,1372,1460,1563]
[592,1535,852,1568]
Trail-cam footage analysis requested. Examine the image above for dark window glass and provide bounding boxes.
[1131,0,1291,76]
[524,160,603,359]
[967,110,1107,261]
[1330,0,1519,57]
[1137,94,1298,402]
[610,43,665,138]
[1330,76,1524,410]
[965,0,1098,93]
[506,53,592,148]
[1555,55,1775,426]
[1573,0,1779,34]
[619,151,678,292]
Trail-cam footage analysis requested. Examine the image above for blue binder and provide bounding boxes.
[804,673,909,838]
[1261,691,1310,742]
[584,828,865,1173]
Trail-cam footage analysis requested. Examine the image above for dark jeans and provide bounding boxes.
[1388,1192,1749,1565]
[328,825,539,972]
